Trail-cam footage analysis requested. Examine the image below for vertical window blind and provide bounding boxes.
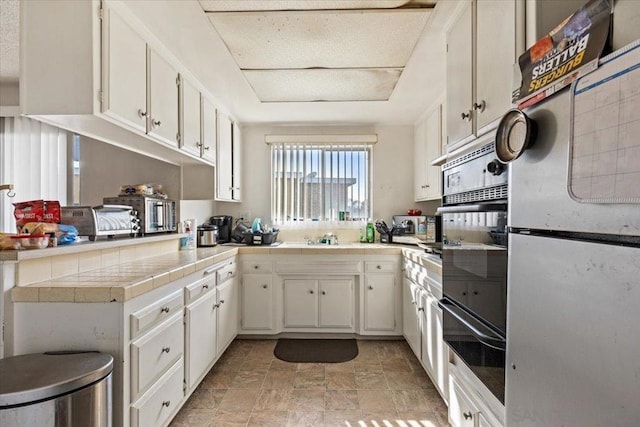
[0,117,68,232]
[271,142,372,223]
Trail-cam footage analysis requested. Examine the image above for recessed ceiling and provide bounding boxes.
[201,1,434,102]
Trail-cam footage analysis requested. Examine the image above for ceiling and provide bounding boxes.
[1,0,460,125]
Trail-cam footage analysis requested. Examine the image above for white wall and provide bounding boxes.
[214,124,426,233]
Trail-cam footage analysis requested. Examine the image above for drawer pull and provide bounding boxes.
[321,291,326,295]
[203,284,209,289]
[376,265,382,269]
[227,271,233,276]
[162,400,171,408]
[161,347,171,354]
[160,306,170,314]
[418,307,425,312]
[463,411,472,420]
[309,290,314,294]
[214,304,220,309]
[254,265,259,269]
[262,284,268,289]
[368,285,374,290]
[219,299,225,305]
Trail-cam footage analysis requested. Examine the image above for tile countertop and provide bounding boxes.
[11,243,441,303]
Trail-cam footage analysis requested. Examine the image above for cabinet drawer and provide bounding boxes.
[130,289,183,338]
[131,358,184,427]
[242,261,273,274]
[365,261,396,273]
[217,262,237,283]
[131,313,184,400]
[185,276,216,305]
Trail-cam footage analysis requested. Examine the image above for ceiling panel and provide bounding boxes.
[243,68,403,102]
[199,1,436,12]
[207,9,431,69]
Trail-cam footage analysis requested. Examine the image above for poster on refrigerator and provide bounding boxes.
[512,0,611,109]
[569,41,640,204]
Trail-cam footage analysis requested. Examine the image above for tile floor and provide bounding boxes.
[170,339,450,427]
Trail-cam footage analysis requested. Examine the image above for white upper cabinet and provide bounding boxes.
[415,104,443,201]
[201,96,217,164]
[446,0,521,149]
[180,77,202,157]
[148,48,179,146]
[215,113,242,202]
[102,7,147,134]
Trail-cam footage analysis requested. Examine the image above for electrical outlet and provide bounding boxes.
[241,212,251,221]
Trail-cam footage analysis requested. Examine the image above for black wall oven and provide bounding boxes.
[437,142,508,404]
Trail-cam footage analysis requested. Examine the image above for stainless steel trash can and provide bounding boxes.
[0,351,113,427]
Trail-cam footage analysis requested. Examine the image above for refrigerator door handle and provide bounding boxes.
[439,298,506,351]
[437,203,507,214]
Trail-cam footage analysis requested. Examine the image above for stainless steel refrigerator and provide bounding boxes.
[506,51,640,425]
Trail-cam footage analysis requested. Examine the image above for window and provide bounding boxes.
[271,142,372,223]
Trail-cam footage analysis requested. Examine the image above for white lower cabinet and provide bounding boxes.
[449,368,502,427]
[241,274,273,330]
[364,274,396,331]
[185,278,217,390]
[217,275,239,353]
[130,359,184,427]
[420,291,448,400]
[402,276,422,356]
[130,313,184,401]
[283,278,353,329]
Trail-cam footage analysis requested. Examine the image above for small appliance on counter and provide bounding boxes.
[390,215,428,244]
[197,224,218,247]
[210,215,233,243]
[61,205,139,241]
[103,195,176,236]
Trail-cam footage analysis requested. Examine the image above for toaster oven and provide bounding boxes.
[103,195,177,235]
[61,205,139,241]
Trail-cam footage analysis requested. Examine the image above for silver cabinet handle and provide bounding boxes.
[152,119,161,127]
[204,146,210,151]
[309,290,314,294]
[204,267,217,276]
[138,109,147,118]
[161,347,170,353]
[219,299,225,304]
[227,271,233,276]
[162,400,171,408]
[262,284,268,289]
[421,184,430,189]
[376,265,382,269]
[214,304,220,309]
[463,411,472,420]
[196,142,203,148]
[418,307,425,312]
[460,111,472,121]
[368,285,374,290]
[203,284,209,289]
[160,306,170,313]
[321,291,326,295]
[473,100,486,112]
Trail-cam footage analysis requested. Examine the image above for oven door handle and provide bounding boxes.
[439,298,506,351]
[437,203,507,214]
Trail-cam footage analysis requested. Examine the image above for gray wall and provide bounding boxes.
[78,136,181,206]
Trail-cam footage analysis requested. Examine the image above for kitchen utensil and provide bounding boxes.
[495,108,537,163]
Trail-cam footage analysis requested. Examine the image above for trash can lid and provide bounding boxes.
[0,351,113,408]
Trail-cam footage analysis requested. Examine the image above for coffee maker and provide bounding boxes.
[209,215,233,243]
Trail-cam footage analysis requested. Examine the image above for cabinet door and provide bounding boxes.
[180,77,202,157]
[421,293,448,398]
[319,279,353,328]
[241,274,273,330]
[216,112,233,201]
[414,118,429,201]
[284,279,318,327]
[424,105,443,200]
[231,122,242,201]
[449,375,478,427]
[201,96,217,164]
[216,278,238,354]
[148,48,179,146]
[102,7,147,133]
[446,2,473,145]
[475,0,516,131]
[185,290,217,389]
[402,277,421,358]
[364,275,396,331]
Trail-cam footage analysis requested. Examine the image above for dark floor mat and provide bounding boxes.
[273,338,358,363]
